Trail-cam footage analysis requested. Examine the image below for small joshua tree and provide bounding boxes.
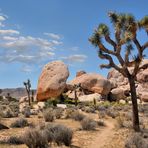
[0,89,2,94]
[31,90,34,103]
[89,12,148,132]
[73,83,82,106]
[23,79,31,106]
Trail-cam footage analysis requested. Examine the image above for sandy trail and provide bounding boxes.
[89,118,115,148]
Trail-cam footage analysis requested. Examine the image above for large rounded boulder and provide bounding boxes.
[36,61,69,101]
[70,73,112,96]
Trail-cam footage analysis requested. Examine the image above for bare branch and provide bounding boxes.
[133,37,143,59]
[115,25,121,43]
[98,43,116,55]
[142,41,148,51]
[99,51,126,76]
[124,49,130,64]
[100,63,111,69]
[105,35,117,50]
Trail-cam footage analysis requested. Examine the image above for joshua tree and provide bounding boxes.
[73,83,82,106]
[89,12,148,132]
[0,89,2,94]
[24,79,31,106]
[31,90,34,103]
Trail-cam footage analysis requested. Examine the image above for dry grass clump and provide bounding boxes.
[97,120,106,126]
[81,117,97,130]
[125,133,148,148]
[23,107,31,118]
[0,136,23,145]
[22,128,49,148]
[54,107,64,119]
[1,108,14,118]
[64,108,76,119]
[71,111,86,121]
[43,108,54,122]
[98,110,106,119]
[81,106,96,113]
[44,124,73,146]
[115,116,125,128]
[106,108,119,118]
[10,118,29,128]
[0,123,9,130]
[22,123,73,147]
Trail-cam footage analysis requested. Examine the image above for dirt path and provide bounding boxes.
[89,118,115,148]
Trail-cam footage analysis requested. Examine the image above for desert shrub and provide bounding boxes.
[98,101,111,109]
[106,109,119,118]
[97,105,107,112]
[125,133,148,148]
[0,136,23,145]
[0,96,3,101]
[124,112,132,121]
[82,106,96,113]
[10,118,29,128]
[7,136,23,145]
[23,108,31,118]
[71,111,86,121]
[64,108,76,119]
[22,128,49,148]
[43,108,54,122]
[98,110,106,119]
[45,99,58,108]
[97,120,105,126]
[44,124,73,146]
[0,123,9,130]
[116,116,124,128]
[54,108,64,119]
[1,108,14,118]
[81,117,97,130]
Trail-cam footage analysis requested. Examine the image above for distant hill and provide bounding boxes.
[0,88,36,99]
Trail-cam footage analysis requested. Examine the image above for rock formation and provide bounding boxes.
[69,72,112,98]
[108,59,148,102]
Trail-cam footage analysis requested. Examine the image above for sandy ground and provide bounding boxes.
[0,113,129,148]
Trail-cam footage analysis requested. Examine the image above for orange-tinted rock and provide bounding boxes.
[36,61,69,101]
[70,73,111,95]
[76,70,86,77]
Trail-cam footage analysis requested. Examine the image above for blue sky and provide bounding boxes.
[0,0,147,89]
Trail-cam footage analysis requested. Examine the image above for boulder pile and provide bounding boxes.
[35,59,148,103]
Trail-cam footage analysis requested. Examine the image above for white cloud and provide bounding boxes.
[70,46,79,51]
[2,36,17,41]
[1,36,62,51]
[0,16,6,21]
[21,65,32,72]
[61,54,87,63]
[44,32,61,40]
[0,29,20,35]
[0,15,6,27]
[0,12,86,72]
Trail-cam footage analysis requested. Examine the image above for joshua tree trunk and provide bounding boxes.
[128,76,140,132]
[27,90,31,106]
[74,90,78,106]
